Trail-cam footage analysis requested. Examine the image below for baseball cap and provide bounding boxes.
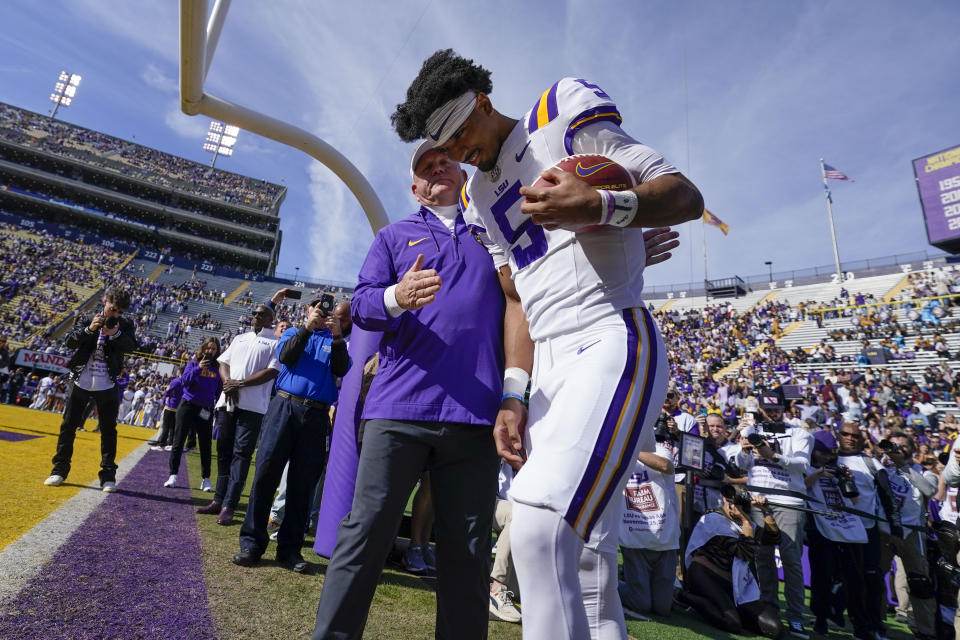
[409,139,435,181]
[813,430,838,453]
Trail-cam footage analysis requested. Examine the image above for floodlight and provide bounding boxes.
[49,69,81,118]
[203,119,240,167]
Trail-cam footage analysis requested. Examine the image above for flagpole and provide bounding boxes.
[820,157,843,283]
[701,217,708,289]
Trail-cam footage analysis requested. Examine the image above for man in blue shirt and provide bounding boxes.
[233,297,349,573]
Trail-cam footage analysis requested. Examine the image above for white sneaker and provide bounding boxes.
[622,606,652,621]
[102,481,117,493]
[489,586,521,623]
[163,474,177,488]
[44,474,65,486]
[200,478,213,492]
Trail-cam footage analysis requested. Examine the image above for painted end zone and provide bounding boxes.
[0,404,152,550]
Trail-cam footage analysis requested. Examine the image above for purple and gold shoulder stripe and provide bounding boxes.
[527,81,560,133]
[563,106,623,155]
[458,183,471,212]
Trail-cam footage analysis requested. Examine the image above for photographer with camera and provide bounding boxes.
[44,288,137,492]
[836,421,902,640]
[938,440,960,636]
[877,432,937,640]
[657,390,700,531]
[804,430,870,637]
[618,441,680,619]
[681,487,783,638]
[734,387,814,638]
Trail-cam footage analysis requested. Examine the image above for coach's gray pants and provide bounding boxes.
[313,419,498,640]
[753,505,805,624]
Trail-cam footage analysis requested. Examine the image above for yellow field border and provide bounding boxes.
[0,405,152,551]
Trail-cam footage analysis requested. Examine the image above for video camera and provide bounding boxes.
[821,463,860,498]
[720,483,753,514]
[654,414,673,443]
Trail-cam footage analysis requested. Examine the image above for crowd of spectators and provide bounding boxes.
[0,102,283,212]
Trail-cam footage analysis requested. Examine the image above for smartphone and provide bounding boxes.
[286,289,302,300]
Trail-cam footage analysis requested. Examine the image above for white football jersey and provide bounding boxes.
[462,77,678,341]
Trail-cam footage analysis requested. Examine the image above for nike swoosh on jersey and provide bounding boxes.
[577,339,602,355]
[408,237,429,247]
[515,141,531,163]
[575,161,616,178]
[429,111,456,142]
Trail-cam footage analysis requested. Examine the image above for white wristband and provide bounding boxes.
[609,190,639,227]
[503,367,530,397]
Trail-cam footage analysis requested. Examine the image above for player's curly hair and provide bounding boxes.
[391,49,493,142]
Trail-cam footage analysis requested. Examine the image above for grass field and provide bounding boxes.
[182,452,916,640]
[0,404,919,639]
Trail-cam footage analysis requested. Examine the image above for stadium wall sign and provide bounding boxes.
[14,349,70,374]
[914,143,960,252]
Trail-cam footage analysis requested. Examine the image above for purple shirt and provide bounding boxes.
[179,359,222,409]
[163,377,183,410]
[352,207,505,425]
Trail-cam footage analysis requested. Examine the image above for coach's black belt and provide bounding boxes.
[277,389,329,410]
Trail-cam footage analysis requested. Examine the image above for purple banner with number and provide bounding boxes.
[914,144,960,246]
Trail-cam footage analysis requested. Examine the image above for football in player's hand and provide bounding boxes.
[531,154,634,232]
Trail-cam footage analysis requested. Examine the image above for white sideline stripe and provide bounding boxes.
[0,443,151,606]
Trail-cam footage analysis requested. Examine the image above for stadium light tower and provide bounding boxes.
[202,120,239,168]
[49,70,82,120]
[764,260,773,282]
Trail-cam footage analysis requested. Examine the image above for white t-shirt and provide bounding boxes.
[737,426,813,506]
[939,487,958,524]
[808,472,868,543]
[884,466,925,529]
[75,331,115,392]
[620,442,680,551]
[837,452,884,529]
[216,328,281,414]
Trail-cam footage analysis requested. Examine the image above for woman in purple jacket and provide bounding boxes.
[149,376,183,450]
[164,338,223,491]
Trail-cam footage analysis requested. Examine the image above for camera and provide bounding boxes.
[104,316,119,329]
[720,484,753,513]
[747,432,766,448]
[654,414,673,443]
[878,439,902,456]
[823,463,860,498]
[319,293,336,314]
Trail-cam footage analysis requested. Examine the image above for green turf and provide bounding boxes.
[186,452,918,639]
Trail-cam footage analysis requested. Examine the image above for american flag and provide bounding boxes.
[823,162,854,181]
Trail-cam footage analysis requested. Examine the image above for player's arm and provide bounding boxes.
[494,265,533,470]
[520,120,703,230]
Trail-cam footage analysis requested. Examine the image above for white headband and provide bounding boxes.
[424,91,477,147]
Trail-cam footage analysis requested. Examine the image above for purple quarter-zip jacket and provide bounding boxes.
[353,206,505,425]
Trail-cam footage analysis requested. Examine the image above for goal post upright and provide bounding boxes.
[179,0,389,233]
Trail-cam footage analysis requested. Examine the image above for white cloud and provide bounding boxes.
[162,101,207,140]
[140,63,177,94]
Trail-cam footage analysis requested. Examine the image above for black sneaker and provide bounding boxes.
[276,553,310,574]
[789,621,810,639]
[231,548,261,567]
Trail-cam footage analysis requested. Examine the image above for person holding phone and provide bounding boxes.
[45,288,137,492]
[164,338,223,490]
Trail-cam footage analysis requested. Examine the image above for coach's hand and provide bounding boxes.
[395,254,442,310]
[520,169,603,231]
[495,397,527,471]
[643,226,679,267]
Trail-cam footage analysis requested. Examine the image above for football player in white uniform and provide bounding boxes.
[393,50,702,640]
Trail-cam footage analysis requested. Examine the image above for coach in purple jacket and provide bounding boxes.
[313,142,511,639]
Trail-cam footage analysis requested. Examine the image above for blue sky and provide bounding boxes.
[1,1,958,289]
